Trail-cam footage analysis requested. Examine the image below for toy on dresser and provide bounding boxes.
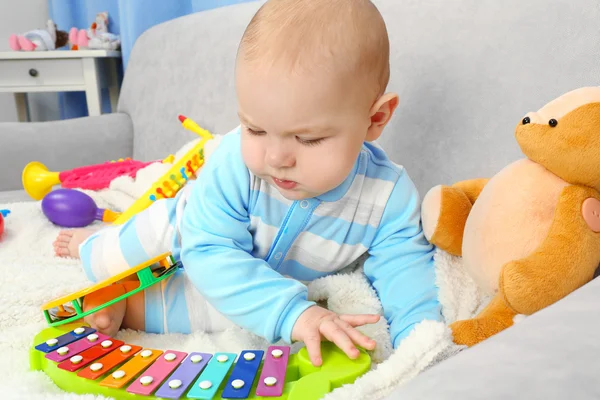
[31,323,371,400]
[9,19,69,51]
[69,12,121,51]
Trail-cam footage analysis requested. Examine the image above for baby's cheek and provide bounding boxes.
[306,149,353,191]
[241,139,264,174]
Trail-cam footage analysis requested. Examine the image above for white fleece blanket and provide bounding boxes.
[0,137,491,399]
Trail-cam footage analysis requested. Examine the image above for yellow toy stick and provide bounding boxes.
[178,114,212,139]
[112,115,213,225]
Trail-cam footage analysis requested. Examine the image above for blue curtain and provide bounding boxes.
[48,0,255,120]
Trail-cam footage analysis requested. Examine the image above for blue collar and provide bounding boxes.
[315,152,362,203]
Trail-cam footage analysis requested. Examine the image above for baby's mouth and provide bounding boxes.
[272,177,297,190]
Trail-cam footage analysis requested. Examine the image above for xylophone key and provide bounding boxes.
[45,332,110,363]
[35,326,95,353]
[154,352,212,399]
[77,343,142,380]
[127,350,188,396]
[255,346,290,397]
[99,348,162,389]
[187,352,236,399]
[221,350,264,399]
[57,338,124,372]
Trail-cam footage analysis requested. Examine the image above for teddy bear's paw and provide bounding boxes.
[450,317,509,347]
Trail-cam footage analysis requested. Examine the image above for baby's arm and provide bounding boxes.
[180,132,315,345]
[364,169,443,349]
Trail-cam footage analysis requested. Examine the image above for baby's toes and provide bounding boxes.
[54,245,71,257]
[56,230,74,242]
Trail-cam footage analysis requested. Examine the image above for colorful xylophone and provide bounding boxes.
[30,323,371,400]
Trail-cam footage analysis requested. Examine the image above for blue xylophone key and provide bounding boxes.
[35,326,96,353]
[221,350,264,399]
[155,352,212,399]
[187,352,236,399]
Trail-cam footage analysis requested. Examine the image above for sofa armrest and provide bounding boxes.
[0,113,133,192]
[385,277,600,399]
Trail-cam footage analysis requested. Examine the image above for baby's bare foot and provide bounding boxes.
[83,284,127,337]
[84,306,124,337]
[53,229,95,258]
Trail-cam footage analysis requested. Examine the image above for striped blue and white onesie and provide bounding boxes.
[79,127,442,348]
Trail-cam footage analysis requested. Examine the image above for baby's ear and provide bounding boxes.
[366,93,399,141]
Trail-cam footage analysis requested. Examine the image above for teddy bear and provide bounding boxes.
[9,20,68,51]
[69,12,121,51]
[421,86,600,347]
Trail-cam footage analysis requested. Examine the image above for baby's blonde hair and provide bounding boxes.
[238,0,390,103]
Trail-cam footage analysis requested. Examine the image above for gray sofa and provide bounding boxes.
[1,0,599,398]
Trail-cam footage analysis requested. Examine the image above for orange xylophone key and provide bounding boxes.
[77,344,142,380]
[99,348,162,389]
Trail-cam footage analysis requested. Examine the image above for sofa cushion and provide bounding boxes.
[0,190,33,204]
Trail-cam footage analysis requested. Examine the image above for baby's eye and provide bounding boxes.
[245,126,266,136]
[296,137,324,146]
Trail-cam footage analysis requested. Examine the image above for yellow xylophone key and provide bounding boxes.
[99,348,162,389]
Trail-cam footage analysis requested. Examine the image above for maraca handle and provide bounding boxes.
[96,208,121,223]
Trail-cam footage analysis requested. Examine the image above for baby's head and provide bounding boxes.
[236,0,398,200]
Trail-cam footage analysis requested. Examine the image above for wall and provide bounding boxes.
[0,0,60,122]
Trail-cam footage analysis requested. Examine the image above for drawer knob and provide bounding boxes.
[29,68,38,77]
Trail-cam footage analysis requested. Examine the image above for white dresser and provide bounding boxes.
[0,50,121,121]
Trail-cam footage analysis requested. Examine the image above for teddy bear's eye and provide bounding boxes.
[549,119,558,127]
[522,117,530,125]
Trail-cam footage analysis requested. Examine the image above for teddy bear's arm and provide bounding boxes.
[421,178,489,256]
[451,178,489,204]
[499,185,600,315]
[449,294,516,346]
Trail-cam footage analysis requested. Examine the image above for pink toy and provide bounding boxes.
[69,12,120,51]
[9,20,68,51]
[59,159,154,191]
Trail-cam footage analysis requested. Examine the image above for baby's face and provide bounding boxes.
[236,62,371,200]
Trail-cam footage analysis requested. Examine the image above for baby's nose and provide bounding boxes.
[267,148,295,168]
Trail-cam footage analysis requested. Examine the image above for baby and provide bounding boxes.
[54,0,442,366]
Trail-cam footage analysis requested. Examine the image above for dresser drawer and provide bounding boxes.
[0,59,84,87]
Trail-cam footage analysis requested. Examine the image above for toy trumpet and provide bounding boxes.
[22,159,155,201]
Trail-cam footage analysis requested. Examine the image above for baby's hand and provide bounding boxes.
[291,306,379,366]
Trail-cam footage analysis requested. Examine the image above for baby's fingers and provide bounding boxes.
[335,319,376,350]
[304,331,323,367]
[321,320,360,360]
[339,314,380,327]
